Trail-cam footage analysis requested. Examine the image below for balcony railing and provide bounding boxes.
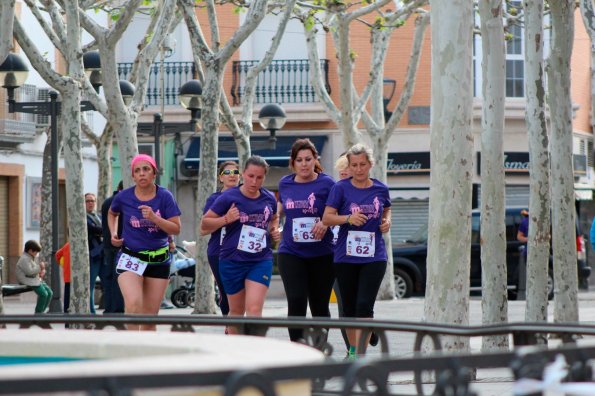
[231,59,331,105]
[117,62,197,107]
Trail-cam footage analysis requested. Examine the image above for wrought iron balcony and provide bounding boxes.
[0,84,44,148]
[231,59,331,105]
[117,61,197,107]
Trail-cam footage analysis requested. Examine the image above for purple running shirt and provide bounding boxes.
[278,173,335,257]
[110,185,182,252]
[204,191,223,257]
[209,186,277,262]
[326,178,391,264]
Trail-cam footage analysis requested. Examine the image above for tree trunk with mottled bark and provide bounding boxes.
[0,0,15,64]
[524,0,550,332]
[423,0,474,353]
[479,0,509,352]
[179,0,270,314]
[547,0,579,323]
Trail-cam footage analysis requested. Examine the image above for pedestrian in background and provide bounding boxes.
[323,143,392,359]
[199,160,240,317]
[55,240,71,313]
[101,181,124,313]
[16,240,52,314]
[277,139,335,342]
[108,154,182,331]
[86,192,105,313]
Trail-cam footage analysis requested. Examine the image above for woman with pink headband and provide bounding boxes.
[107,154,181,330]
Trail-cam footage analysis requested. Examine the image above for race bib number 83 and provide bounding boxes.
[116,252,148,276]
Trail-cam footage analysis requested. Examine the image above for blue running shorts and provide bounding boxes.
[219,259,273,295]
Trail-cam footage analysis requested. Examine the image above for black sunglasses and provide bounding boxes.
[220,169,240,176]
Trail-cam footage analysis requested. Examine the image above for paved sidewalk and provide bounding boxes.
[4,289,595,395]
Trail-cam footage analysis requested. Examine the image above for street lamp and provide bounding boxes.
[179,79,202,132]
[119,80,135,106]
[383,78,396,122]
[258,103,286,149]
[0,52,101,313]
[83,51,102,93]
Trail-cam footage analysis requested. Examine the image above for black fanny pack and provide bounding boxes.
[121,246,169,264]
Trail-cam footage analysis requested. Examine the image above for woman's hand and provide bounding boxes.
[311,219,328,240]
[139,204,155,220]
[348,212,368,227]
[379,217,391,233]
[270,226,281,242]
[224,203,240,224]
[111,234,124,247]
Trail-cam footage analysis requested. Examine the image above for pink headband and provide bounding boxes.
[131,154,157,175]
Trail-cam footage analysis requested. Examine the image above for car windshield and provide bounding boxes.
[405,223,428,244]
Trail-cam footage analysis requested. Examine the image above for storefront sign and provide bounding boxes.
[387,152,431,175]
[477,152,530,174]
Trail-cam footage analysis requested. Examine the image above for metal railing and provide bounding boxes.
[117,61,197,107]
[231,59,331,105]
[2,315,595,395]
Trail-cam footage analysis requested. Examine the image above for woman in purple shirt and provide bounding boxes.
[201,156,280,334]
[277,139,335,342]
[199,161,240,316]
[323,144,392,358]
[108,154,181,331]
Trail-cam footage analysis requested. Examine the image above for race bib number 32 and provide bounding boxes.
[346,231,375,257]
[237,224,267,253]
[116,252,148,276]
[292,217,319,243]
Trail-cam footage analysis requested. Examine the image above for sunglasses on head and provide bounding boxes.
[220,169,240,176]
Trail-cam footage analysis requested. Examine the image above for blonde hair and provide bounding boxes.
[346,143,375,166]
[334,155,349,171]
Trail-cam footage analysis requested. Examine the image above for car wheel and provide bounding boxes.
[171,288,189,308]
[547,273,554,301]
[394,268,413,299]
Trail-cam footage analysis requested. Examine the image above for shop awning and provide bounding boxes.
[183,135,327,171]
[575,189,593,201]
[389,189,430,200]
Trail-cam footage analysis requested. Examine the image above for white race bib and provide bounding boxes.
[346,231,375,257]
[292,217,319,243]
[237,224,267,253]
[116,252,148,276]
[220,226,226,245]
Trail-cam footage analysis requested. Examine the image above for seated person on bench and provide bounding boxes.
[16,240,52,314]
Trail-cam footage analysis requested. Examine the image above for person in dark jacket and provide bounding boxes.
[86,192,104,313]
[101,181,124,313]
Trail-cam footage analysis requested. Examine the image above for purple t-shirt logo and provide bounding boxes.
[239,205,273,228]
[349,197,381,219]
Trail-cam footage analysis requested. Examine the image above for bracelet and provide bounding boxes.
[346,215,351,225]
[223,215,228,225]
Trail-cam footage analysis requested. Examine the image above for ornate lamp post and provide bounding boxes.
[0,52,102,312]
[383,78,396,122]
[179,79,203,132]
[258,103,287,150]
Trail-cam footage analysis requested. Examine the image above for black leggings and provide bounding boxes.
[278,253,335,341]
[334,261,387,318]
[208,255,229,316]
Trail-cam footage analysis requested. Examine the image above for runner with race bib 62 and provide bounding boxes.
[322,143,391,359]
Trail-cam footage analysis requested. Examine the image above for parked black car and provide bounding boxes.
[393,207,591,299]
